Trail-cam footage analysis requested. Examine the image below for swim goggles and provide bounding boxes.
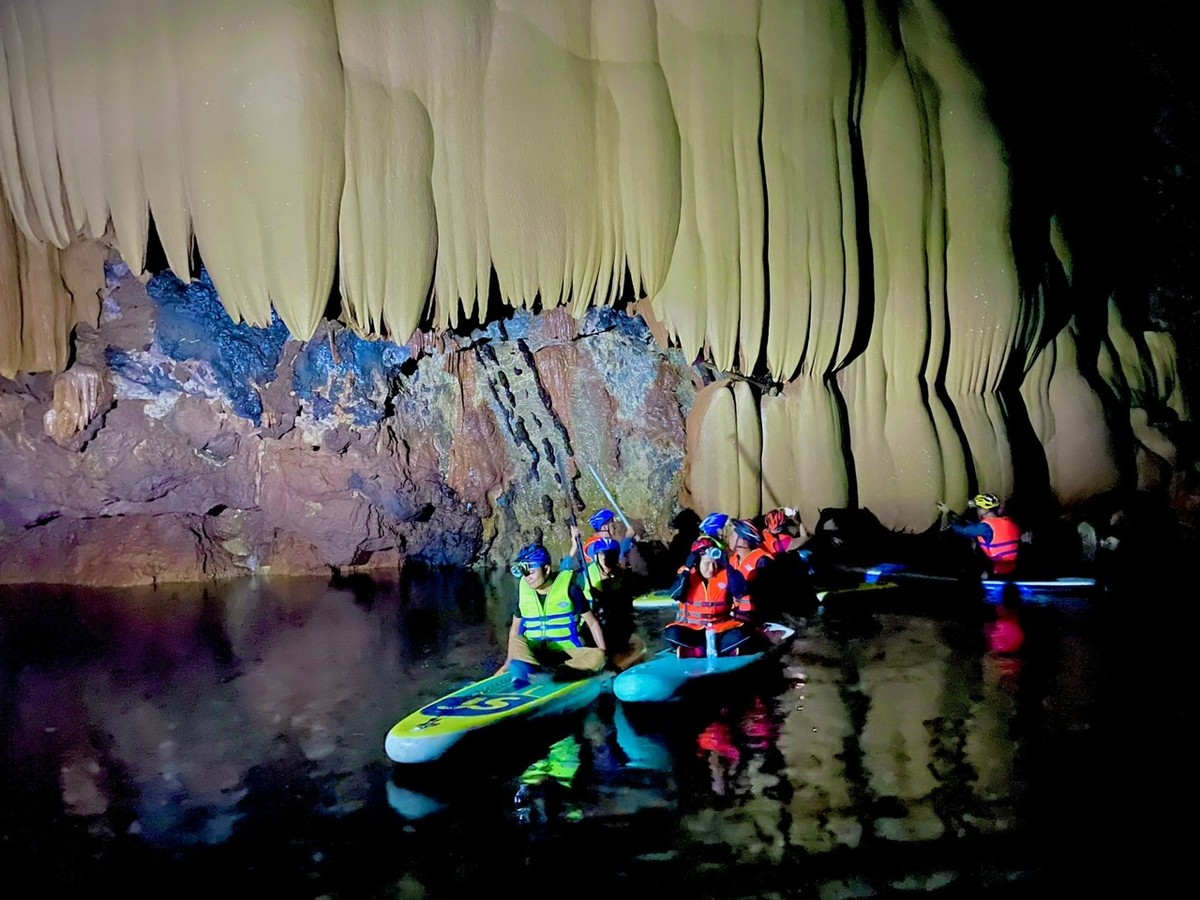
[510,561,532,577]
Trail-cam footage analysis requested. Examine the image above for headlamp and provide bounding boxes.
[510,561,531,577]
[704,546,723,560]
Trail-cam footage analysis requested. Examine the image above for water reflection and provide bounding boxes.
[0,567,1128,895]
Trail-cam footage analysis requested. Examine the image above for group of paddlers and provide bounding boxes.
[495,505,818,685]
[494,489,1050,683]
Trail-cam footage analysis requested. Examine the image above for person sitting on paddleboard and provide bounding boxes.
[566,508,638,568]
[936,492,1022,577]
[729,519,774,623]
[573,536,646,672]
[762,507,811,556]
[496,543,607,688]
[662,537,758,658]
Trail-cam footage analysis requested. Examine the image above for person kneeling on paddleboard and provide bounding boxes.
[662,537,758,658]
[936,492,1022,578]
[497,543,607,688]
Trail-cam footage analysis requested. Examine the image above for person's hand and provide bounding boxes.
[936,501,950,514]
[570,524,581,540]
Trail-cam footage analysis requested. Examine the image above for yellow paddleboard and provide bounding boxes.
[385,670,611,764]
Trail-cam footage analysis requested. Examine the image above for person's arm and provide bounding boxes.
[581,610,607,653]
[568,582,605,651]
[949,520,992,540]
[726,568,753,621]
[666,569,688,601]
[619,533,638,563]
[788,521,810,550]
[496,615,522,675]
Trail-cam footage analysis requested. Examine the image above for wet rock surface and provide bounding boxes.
[0,262,689,586]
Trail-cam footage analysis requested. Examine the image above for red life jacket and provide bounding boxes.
[676,569,740,632]
[978,516,1020,575]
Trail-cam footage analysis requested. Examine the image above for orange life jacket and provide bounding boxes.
[762,531,789,555]
[582,533,609,564]
[978,516,1020,575]
[676,569,740,632]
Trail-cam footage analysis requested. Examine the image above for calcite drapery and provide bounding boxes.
[0,0,1187,538]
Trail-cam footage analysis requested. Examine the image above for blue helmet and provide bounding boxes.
[732,518,762,547]
[699,512,729,537]
[511,543,551,576]
[589,508,615,530]
[590,537,620,556]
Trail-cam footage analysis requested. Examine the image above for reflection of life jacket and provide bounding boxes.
[978,516,1021,574]
[762,531,790,555]
[988,618,1025,655]
[519,571,584,650]
[676,569,740,632]
[733,547,774,617]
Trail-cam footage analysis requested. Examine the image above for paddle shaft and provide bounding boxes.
[555,453,595,590]
[585,463,632,531]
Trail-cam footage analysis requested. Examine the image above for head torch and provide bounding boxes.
[703,546,723,560]
[510,561,532,577]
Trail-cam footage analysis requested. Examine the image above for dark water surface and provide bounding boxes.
[0,565,1181,898]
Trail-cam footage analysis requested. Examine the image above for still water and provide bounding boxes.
[0,565,1178,898]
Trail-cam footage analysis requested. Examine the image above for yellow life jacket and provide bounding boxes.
[518,571,584,650]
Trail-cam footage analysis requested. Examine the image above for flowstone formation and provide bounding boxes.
[1,0,1194,585]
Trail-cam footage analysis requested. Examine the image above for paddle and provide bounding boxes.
[554,451,596,593]
[584,462,632,532]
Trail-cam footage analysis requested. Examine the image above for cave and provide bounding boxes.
[1,0,1195,586]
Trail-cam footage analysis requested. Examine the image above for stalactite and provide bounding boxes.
[652,0,764,374]
[683,378,761,518]
[1021,324,1123,505]
[760,0,860,382]
[173,0,343,337]
[760,377,851,530]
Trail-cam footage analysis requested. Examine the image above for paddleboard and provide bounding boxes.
[613,622,796,704]
[633,590,676,610]
[858,563,1097,604]
[815,581,900,604]
[981,576,1097,605]
[385,669,611,764]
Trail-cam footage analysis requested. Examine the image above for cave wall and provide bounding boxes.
[0,0,1193,583]
[0,261,690,585]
